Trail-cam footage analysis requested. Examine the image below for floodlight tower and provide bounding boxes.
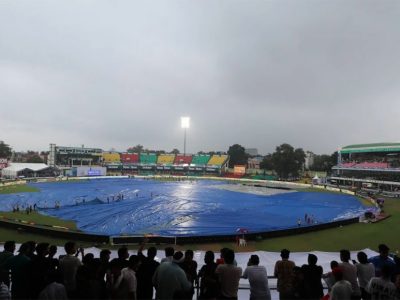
[181,117,190,156]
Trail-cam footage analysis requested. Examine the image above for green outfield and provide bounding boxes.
[0,184,39,194]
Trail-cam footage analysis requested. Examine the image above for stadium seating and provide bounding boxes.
[174,155,193,165]
[207,154,228,166]
[140,153,157,164]
[102,152,121,163]
[354,162,389,169]
[120,153,139,164]
[191,154,211,165]
[157,154,175,165]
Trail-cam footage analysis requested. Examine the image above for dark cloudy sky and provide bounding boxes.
[1,1,399,155]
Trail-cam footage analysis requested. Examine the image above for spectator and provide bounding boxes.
[367,264,397,300]
[356,251,375,300]
[215,248,242,299]
[48,245,59,271]
[242,254,271,300]
[3,243,31,299]
[59,241,82,297]
[114,255,140,300]
[0,281,10,300]
[292,266,306,299]
[160,247,174,263]
[369,244,396,277]
[0,241,16,287]
[98,249,111,284]
[330,267,353,300]
[301,254,323,300]
[29,242,52,299]
[76,253,95,299]
[322,260,339,292]
[274,249,295,300]
[198,250,218,299]
[181,249,198,298]
[38,270,67,300]
[152,251,191,299]
[115,246,129,268]
[339,249,361,299]
[137,246,159,300]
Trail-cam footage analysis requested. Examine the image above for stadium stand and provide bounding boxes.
[207,154,228,166]
[157,154,175,165]
[191,154,211,165]
[174,155,193,165]
[140,153,157,164]
[102,152,121,163]
[120,153,139,164]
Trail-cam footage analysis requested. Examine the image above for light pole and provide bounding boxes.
[181,117,190,156]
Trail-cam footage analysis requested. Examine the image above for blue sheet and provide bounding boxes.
[0,179,368,236]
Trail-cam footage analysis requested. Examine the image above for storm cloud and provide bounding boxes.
[1,0,399,154]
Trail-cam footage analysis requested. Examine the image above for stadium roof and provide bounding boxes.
[340,143,400,154]
[2,163,50,172]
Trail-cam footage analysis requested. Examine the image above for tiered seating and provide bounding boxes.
[140,153,157,164]
[174,155,193,165]
[354,162,389,169]
[207,155,228,166]
[120,153,139,164]
[191,154,210,165]
[157,154,175,165]
[102,152,121,163]
[340,162,356,168]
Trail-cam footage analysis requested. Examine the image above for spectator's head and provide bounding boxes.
[27,241,36,255]
[380,264,392,279]
[330,260,339,270]
[36,242,50,257]
[185,249,194,261]
[308,254,318,265]
[118,246,129,260]
[100,249,111,262]
[249,255,259,266]
[128,255,140,270]
[49,245,57,257]
[378,244,390,258]
[340,249,351,262]
[147,247,157,259]
[281,249,290,259]
[64,241,76,255]
[165,247,174,257]
[204,251,215,264]
[3,241,16,253]
[173,251,184,263]
[332,267,344,281]
[83,253,94,265]
[224,249,235,265]
[357,251,369,264]
[220,248,229,259]
[18,243,30,255]
[45,270,63,285]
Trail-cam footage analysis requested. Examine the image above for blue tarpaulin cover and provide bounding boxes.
[0,179,367,236]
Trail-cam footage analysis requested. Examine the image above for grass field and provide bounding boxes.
[0,184,398,253]
[0,184,39,194]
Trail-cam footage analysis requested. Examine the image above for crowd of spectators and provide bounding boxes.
[0,241,399,300]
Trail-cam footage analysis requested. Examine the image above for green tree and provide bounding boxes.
[127,144,144,153]
[171,148,180,155]
[271,143,305,179]
[0,141,12,158]
[260,154,273,170]
[227,144,248,168]
[26,155,44,163]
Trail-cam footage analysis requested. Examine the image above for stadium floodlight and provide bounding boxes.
[181,117,190,129]
[181,117,190,155]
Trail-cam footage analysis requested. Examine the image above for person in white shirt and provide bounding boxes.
[38,271,67,300]
[330,268,353,300]
[367,264,397,300]
[339,249,361,299]
[356,251,375,300]
[58,242,82,296]
[114,255,140,300]
[215,249,242,299]
[242,255,271,300]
